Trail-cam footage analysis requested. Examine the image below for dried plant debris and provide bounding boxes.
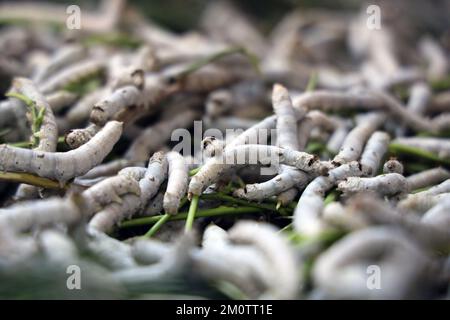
[0,0,450,300]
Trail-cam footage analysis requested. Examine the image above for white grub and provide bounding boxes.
[383,159,404,175]
[33,44,87,82]
[63,88,108,129]
[189,145,328,197]
[359,131,390,176]
[228,221,300,299]
[85,227,138,270]
[139,151,168,206]
[81,174,141,215]
[0,121,122,184]
[65,123,100,149]
[313,227,431,299]
[88,193,141,234]
[38,229,79,264]
[45,91,78,113]
[338,173,408,198]
[193,224,274,298]
[277,188,298,206]
[333,113,385,165]
[163,152,188,215]
[406,167,450,191]
[273,84,299,151]
[125,109,198,162]
[293,161,363,236]
[392,137,450,158]
[0,197,81,234]
[90,85,142,126]
[39,59,106,94]
[422,197,450,230]
[419,36,449,81]
[201,136,225,159]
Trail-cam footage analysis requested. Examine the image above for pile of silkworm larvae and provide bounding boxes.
[0,0,450,299]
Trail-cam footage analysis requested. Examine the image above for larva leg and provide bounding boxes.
[163,152,188,215]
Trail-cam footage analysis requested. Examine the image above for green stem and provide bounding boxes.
[185,195,199,232]
[120,206,260,228]
[389,143,450,166]
[306,71,318,92]
[143,214,170,238]
[189,167,201,176]
[0,171,66,189]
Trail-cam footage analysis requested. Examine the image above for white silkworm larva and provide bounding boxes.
[81,174,141,215]
[163,152,188,215]
[383,159,404,175]
[337,173,408,197]
[406,167,450,191]
[406,82,431,116]
[273,84,299,151]
[228,221,300,299]
[189,145,329,197]
[276,188,298,206]
[399,179,450,212]
[313,227,431,299]
[333,113,385,165]
[65,123,100,149]
[118,167,147,181]
[201,136,225,159]
[0,121,123,184]
[392,137,450,158]
[45,91,78,113]
[421,196,450,230]
[38,59,106,94]
[131,238,171,265]
[0,197,82,233]
[139,151,168,207]
[293,161,363,236]
[33,44,87,82]
[326,119,351,154]
[79,159,133,180]
[90,85,142,126]
[359,131,390,176]
[63,88,108,129]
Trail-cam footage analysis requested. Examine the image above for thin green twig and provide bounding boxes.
[389,143,450,166]
[0,171,67,189]
[143,213,170,238]
[185,195,199,232]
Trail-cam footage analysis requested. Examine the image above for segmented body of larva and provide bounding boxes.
[406,167,450,191]
[0,121,122,184]
[163,152,188,215]
[338,173,408,197]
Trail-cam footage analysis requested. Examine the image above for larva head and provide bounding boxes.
[272,83,290,105]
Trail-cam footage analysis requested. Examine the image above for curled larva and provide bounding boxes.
[33,44,87,82]
[293,161,363,236]
[163,152,188,215]
[405,167,450,191]
[90,85,142,126]
[38,59,106,94]
[313,227,432,299]
[65,123,100,149]
[228,221,300,299]
[0,121,122,184]
[81,174,141,215]
[0,197,82,234]
[392,137,450,158]
[189,145,329,197]
[383,159,404,175]
[333,113,385,165]
[358,131,390,176]
[338,173,408,198]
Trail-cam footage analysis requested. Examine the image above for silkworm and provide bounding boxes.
[65,123,100,149]
[125,109,199,162]
[33,44,87,82]
[405,167,450,191]
[0,197,82,234]
[45,91,78,113]
[333,113,385,165]
[131,238,171,265]
[90,85,142,126]
[422,196,450,230]
[38,59,106,94]
[383,159,404,175]
[272,84,299,150]
[189,145,329,197]
[399,179,450,213]
[201,136,225,159]
[406,83,431,116]
[79,159,133,181]
[0,121,122,184]
[163,152,188,215]
[338,173,408,198]
[139,151,168,206]
[81,174,141,215]
[326,118,351,154]
[276,188,298,206]
[392,137,450,158]
[228,221,300,299]
[359,131,390,176]
[293,161,363,236]
[313,227,431,299]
